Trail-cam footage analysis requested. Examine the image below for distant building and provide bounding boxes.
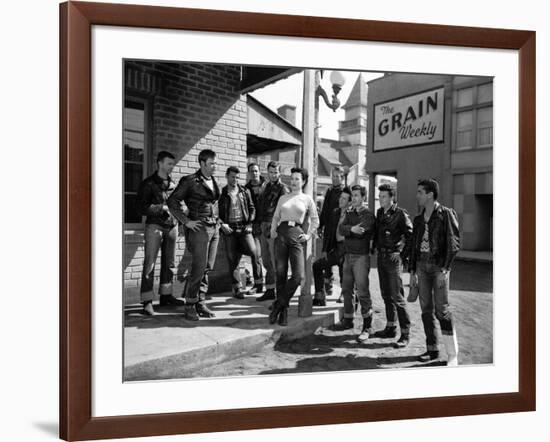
[365,73,493,251]
[247,73,369,204]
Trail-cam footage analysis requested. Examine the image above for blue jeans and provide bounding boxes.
[417,257,454,351]
[224,230,262,292]
[377,252,411,333]
[342,253,372,320]
[260,221,276,290]
[274,224,305,307]
[140,223,177,302]
[183,224,220,304]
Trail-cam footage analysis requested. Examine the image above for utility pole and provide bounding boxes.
[298,69,318,317]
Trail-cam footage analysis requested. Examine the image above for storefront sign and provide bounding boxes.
[373,86,445,151]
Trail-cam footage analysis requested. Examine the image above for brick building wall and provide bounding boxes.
[124,61,248,302]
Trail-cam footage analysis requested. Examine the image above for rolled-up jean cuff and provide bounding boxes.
[159,283,173,295]
[427,344,439,351]
[265,283,275,290]
[343,312,355,319]
[140,290,154,303]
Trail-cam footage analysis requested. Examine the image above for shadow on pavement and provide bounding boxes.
[259,355,379,374]
[272,333,395,356]
[450,261,493,292]
[124,295,341,332]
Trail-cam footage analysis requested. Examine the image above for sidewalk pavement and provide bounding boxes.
[124,259,492,382]
[456,250,493,263]
[124,286,344,381]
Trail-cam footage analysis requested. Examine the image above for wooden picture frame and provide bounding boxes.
[59,1,536,440]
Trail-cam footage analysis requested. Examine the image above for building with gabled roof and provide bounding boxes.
[247,73,369,203]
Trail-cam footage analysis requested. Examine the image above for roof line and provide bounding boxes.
[246,94,302,136]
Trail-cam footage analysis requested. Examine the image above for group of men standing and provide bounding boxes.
[135,149,461,366]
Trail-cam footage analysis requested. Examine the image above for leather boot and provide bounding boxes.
[374,325,398,338]
[269,300,282,324]
[278,306,288,326]
[357,316,373,342]
[393,332,410,348]
[443,331,459,366]
[233,289,245,300]
[312,292,326,307]
[418,350,440,362]
[257,288,276,302]
[183,304,199,321]
[252,283,264,294]
[196,302,216,318]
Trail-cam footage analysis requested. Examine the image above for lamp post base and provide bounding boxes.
[298,292,313,317]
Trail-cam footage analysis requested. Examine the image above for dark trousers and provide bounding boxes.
[312,242,345,299]
[140,223,177,302]
[417,257,454,351]
[274,224,305,307]
[224,230,262,292]
[342,253,372,321]
[183,224,220,304]
[377,252,411,334]
[260,221,276,290]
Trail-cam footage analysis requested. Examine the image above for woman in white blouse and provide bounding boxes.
[269,167,319,326]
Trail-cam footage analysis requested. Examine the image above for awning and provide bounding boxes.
[241,67,302,93]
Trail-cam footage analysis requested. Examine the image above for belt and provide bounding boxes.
[280,221,302,228]
[228,222,249,233]
[378,247,398,254]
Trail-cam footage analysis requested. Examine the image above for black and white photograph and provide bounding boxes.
[122,61,493,382]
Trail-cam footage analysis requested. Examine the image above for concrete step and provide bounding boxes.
[124,291,343,381]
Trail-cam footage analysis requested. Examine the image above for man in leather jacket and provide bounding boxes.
[255,161,289,302]
[219,166,262,299]
[372,183,413,347]
[318,166,349,298]
[167,149,220,321]
[337,185,376,342]
[136,151,183,316]
[312,188,351,306]
[244,163,266,293]
[409,178,461,365]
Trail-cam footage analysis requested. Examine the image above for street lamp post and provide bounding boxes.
[298,69,345,317]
